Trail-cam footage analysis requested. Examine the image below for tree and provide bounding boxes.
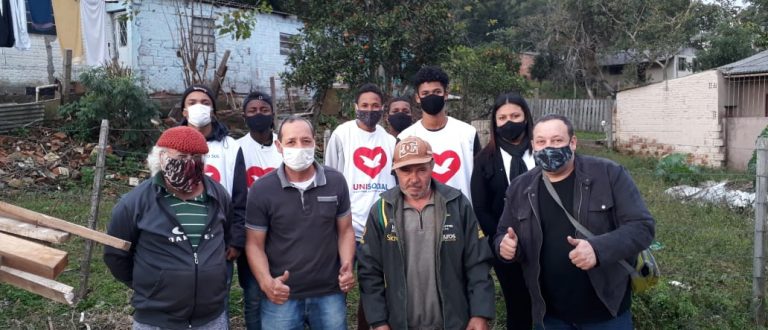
[443,44,530,121]
[280,0,459,102]
[696,22,757,71]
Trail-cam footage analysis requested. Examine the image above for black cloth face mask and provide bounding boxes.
[246,114,273,132]
[388,112,412,132]
[419,94,445,115]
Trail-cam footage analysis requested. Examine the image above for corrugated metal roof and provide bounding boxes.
[719,50,768,75]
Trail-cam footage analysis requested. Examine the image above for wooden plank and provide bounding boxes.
[0,262,75,305]
[0,232,67,279]
[0,216,70,244]
[0,201,131,251]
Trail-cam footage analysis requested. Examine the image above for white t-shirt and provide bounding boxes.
[237,133,283,188]
[204,136,241,197]
[325,120,397,239]
[398,116,477,201]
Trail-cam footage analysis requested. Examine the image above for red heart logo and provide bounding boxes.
[246,166,275,187]
[431,150,460,183]
[353,147,387,179]
[204,164,221,182]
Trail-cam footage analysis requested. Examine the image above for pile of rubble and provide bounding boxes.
[0,128,98,190]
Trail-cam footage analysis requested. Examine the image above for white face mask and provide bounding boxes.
[187,104,212,127]
[282,147,315,171]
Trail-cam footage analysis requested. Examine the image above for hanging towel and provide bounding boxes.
[52,0,84,61]
[10,0,30,50]
[28,0,54,31]
[80,0,109,66]
[0,0,14,48]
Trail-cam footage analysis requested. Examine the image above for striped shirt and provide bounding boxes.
[155,174,208,249]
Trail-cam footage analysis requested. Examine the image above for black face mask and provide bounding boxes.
[419,94,445,115]
[387,112,412,132]
[246,114,273,132]
[356,109,383,129]
[495,121,527,141]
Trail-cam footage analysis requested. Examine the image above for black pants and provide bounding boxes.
[494,259,532,330]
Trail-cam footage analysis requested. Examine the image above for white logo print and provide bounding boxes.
[171,226,185,235]
[398,141,419,158]
[432,157,454,174]
[360,153,382,168]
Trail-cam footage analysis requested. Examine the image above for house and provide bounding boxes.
[0,0,304,100]
[614,50,768,171]
[600,47,697,92]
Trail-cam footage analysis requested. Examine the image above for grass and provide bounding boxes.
[0,145,761,329]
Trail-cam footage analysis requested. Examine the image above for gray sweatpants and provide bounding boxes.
[132,311,227,330]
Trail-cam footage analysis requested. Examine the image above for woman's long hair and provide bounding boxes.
[477,92,534,161]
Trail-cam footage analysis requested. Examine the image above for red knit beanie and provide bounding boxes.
[156,126,209,154]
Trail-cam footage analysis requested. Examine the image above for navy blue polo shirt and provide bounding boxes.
[245,162,351,299]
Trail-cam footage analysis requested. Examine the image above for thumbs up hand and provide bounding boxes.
[338,262,355,293]
[265,270,291,304]
[499,227,518,260]
[567,236,597,270]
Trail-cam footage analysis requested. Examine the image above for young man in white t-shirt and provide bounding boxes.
[324,83,396,330]
[235,91,282,330]
[398,66,481,201]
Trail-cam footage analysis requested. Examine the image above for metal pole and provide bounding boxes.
[754,137,768,326]
[77,119,110,301]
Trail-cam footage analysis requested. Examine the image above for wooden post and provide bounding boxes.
[77,119,110,300]
[754,137,768,327]
[210,50,231,99]
[606,100,615,150]
[61,49,72,105]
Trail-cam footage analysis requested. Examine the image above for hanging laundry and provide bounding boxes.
[28,0,54,32]
[0,0,15,48]
[10,0,30,50]
[80,0,108,66]
[52,0,83,61]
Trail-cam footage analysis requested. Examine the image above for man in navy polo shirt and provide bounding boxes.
[244,116,356,329]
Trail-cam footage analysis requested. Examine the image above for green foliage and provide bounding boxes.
[217,2,272,40]
[281,0,459,97]
[695,22,758,71]
[654,153,701,184]
[443,44,530,121]
[746,124,768,175]
[59,67,160,150]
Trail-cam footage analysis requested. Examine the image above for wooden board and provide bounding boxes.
[0,201,131,251]
[0,261,75,305]
[0,215,70,244]
[0,232,68,279]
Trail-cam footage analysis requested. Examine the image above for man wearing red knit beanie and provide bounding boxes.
[104,126,235,329]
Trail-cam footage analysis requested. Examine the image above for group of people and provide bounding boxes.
[103,65,655,330]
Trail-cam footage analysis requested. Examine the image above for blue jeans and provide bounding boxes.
[535,309,633,330]
[261,292,347,330]
[237,255,262,330]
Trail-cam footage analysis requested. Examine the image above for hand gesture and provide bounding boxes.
[338,262,355,293]
[264,270,291,304]
[499,227,518,260]
[567,236,597,270]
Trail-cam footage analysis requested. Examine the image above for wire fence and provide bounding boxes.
[0,121,765,327]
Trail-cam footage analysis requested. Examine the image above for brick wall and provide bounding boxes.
[0,33,94,95]
[615,70,726,167]
[131,0,303,96]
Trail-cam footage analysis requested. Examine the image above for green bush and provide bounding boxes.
[654,153,701,185]
[59,67,160,150]
[747,124,768,175]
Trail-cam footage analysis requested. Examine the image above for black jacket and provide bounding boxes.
[494,155,655,324]
[358,180,495,329]
[471,149,531,240]
[104,175,232,329]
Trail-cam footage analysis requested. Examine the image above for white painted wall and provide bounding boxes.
[615,70,726,167]
[129,0,303,96]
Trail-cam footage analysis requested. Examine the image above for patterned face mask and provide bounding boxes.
[163,155,204,192]
[533,144,573,172]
